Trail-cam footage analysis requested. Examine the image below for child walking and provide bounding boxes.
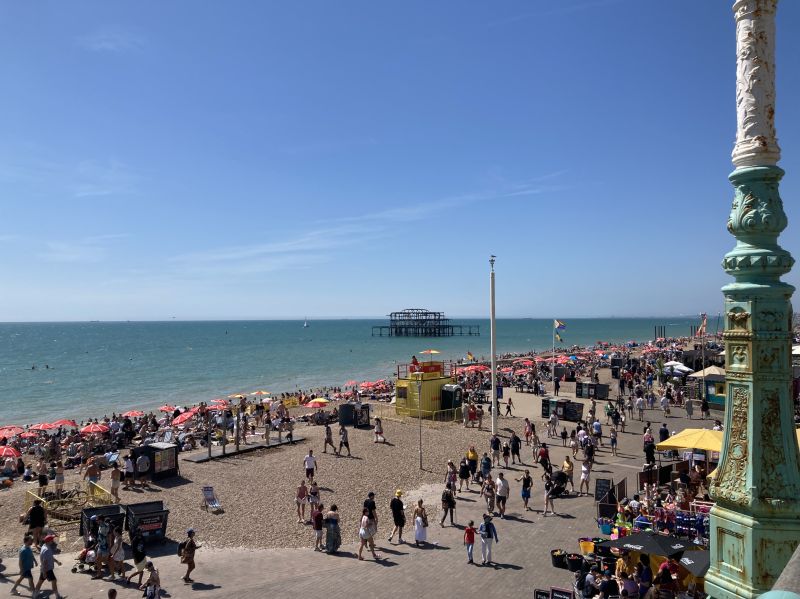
[464,520,476,564]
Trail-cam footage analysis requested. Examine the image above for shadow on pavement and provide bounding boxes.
[190,582,222,591]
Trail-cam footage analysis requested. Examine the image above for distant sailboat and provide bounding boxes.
[303,317,309,328]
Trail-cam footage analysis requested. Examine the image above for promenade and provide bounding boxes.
[10,387,708,599]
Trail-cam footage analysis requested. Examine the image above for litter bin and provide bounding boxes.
[80,504,126,538]
[356,404,370,427]
[125,501,170,543]
[339,403,356,426]
[132,443,178,481]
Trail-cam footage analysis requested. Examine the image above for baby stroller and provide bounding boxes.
[71,535,98,573]
[549,471,569,498]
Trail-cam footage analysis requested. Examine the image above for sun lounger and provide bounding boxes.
[201,486,223,513]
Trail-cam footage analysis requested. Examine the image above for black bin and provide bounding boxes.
[80,504,126,538]
[132,443,178,481]
[441,384,463,410]
[339,403,356,426]
[356,404,371,427]
[611,366,620,380]
[125,501,170,543]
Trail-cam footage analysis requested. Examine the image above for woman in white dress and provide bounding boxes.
[413,499,428,546]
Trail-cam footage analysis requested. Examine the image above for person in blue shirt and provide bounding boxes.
[10,533,37,595]
[478,513,499,565]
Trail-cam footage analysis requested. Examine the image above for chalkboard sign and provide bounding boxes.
[597,502,617,519]
[535,590,550,599]
[541,398,551,418]
[594,478,614,502]
[551,587,574,599]
[615,478,627,502]
[563,401,584,423]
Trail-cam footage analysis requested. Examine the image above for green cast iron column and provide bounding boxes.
[705,2,800,598]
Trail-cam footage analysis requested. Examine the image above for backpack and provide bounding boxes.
[177,540,187,557]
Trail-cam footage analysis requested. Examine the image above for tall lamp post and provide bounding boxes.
[416,372,423,470]
[706,2,800,598]
[489,255,498,435]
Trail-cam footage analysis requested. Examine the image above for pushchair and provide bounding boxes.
[549,471,569,498]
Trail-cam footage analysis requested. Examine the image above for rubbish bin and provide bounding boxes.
[356,404,370,427]
[339,403,356,426]
[132,443,178,481]
[125,501,170,543]
[80,504,126,538]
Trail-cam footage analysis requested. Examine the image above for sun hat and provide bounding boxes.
[395,489,403,497]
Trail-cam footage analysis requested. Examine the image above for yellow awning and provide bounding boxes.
[656,429,723,452]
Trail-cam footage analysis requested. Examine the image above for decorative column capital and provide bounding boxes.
[731,0,780,167]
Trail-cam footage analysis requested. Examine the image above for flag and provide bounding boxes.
[554,319,566,330]
[555,332,563,343]
[466,351,474,362]
[696,313,707,337]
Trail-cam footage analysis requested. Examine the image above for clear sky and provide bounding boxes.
[1,0,798,321]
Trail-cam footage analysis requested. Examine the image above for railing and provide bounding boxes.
[87,480,115,505]
[371,402,462,425]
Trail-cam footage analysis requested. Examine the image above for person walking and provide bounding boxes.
[444,460,458,494]
[523,418,533,446]
[338,425,351,457]
[464,520,477,564]
[358,507,380,560]
[504,397,514,417]
[495,472,510,519]
[562,455,575,494]
[579,457,592,496]
[312,503,325,551]
[509,432,522,465]
[373,417,386,443]
[609,427,618,457]
[413,499,428,547]
[108,526,125,580]
[478,514,499,565]
[479,452,492,484]
[516,470,533,510]
[295,480,309,523]
[125,530,147,587]
[489,434,501,467]
[388,490,405,543]
[109,463,121,502]
[542,472,557,516]
[123,454,135,489]
[32,534,63,599]
[440,483,456,526]
[27,499,46,549]
[481,476,496,515]
[324,504,341,554]
[10,534,36,596]
[303,449,318,482]
[466,446,479,482]
[179,528,199,583]
[323,424,337,454]
[501,441,511,468]
[458,458,471,492]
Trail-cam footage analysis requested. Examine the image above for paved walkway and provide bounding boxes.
[4,388,709,599]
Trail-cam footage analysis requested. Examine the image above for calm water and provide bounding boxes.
[0,318,700,425]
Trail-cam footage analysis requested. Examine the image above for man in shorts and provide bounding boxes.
[26,499,46,548]
[338,425,351,457]
[135,452,151,488]
[303,449,317,482]
[579,457,592,496]
[323,424,337,454]
[10,533,36,595]
[123,454,135,489]
[126,531,147,587]
[32,534,63,599]
[489,434,501,467]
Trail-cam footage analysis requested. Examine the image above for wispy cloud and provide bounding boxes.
[73,159,139,198]
[77,27,146,53]
[39,234,128,264]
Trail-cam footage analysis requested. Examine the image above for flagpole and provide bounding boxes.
[489,256,497,436]
[552,322,555,394]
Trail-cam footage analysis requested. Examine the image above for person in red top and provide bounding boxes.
[463,520,476,564]
[410,355,419,373]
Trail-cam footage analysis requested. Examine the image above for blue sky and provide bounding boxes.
[1,0,799,321]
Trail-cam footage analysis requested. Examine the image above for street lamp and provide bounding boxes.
[416,372,423,470]
[489,255,498,435]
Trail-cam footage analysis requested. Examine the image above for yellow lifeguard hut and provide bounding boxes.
[395,360,457,418]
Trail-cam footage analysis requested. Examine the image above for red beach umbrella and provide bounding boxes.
[51,419,78,427]
[80,423,109,435]
[211,399,229,405]
[20,432,39,439]
[159,405,176,413]
[345,380,358,386]
[0,446,21,458]
[306,399,329,408]
[122,410,145,418]
[30,423,57,432]
[172,410,197,425]
[0,426,24,437]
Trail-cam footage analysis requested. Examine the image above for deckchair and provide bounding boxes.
[201,486,223,513]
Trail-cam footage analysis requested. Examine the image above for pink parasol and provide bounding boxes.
[51,419,78,427]
[30,422,57,432]
[158,405,176,413]
[0,446,21,457]
[0,425,24,437]
[172,410,197,425]
[122,410,145,418]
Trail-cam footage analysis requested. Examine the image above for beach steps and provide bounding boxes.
[182,435,305,463]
